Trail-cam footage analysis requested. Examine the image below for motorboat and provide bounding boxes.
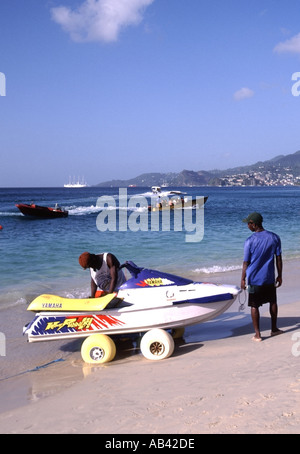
[16,203,68,218]
[151,185,185,196]
[23,262,241,364]
[149,186,208,211]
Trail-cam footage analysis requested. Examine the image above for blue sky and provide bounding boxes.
[1,0,300,187]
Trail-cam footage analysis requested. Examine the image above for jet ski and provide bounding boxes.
[23,262,241,364]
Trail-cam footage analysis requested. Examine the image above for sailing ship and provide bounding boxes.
[64,177,88,188]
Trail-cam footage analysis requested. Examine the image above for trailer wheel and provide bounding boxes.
[81,334,116,364]
[140,329,175,361]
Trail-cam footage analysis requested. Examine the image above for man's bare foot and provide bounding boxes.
[271,329,284,337]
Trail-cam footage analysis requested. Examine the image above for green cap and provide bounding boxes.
[242,212,263,224]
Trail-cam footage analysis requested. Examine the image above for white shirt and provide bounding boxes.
[90,253,126,291]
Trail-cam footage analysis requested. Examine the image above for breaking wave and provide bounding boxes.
[193,264,242,275]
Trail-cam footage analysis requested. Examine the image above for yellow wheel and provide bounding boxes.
[81,334,116,364]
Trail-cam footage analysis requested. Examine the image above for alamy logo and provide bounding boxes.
[96,188,205,243]
[291,72,300,97]
[291,332,300,357]
[0,332,6,356]
[0,72,6,96]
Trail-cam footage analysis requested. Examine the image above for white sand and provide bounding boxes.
[0,262,300,434]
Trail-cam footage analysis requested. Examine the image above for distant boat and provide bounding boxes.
[64,177,88,188]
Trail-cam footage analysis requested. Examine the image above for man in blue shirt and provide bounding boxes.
[241,212,283,341]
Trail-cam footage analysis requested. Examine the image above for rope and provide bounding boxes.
[0,358,65,382]
[238,289,247,312]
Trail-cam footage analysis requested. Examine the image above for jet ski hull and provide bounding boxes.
[24,296,236,343]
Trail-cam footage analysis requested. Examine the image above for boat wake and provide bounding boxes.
[0,211,21,216]
[67,204,150,215]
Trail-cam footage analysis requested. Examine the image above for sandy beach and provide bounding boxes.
[0,262,300,435]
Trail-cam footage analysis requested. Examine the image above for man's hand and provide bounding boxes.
[275,276,282,288]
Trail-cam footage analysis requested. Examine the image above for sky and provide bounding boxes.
[1,0,300,187]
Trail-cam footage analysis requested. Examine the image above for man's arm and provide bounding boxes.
[106,253,119,293]
[241,261,249,290]
[275,254,283,287]
[90,278,97,298]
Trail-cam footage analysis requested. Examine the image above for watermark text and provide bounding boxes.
[96,189,205,243]
[291,72,300,97]
[292,331,300,357]
[0,72,6,96]
[0,332,6,357]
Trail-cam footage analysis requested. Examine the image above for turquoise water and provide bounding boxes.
[1,186,300,308]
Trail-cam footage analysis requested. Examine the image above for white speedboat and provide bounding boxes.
[149,186,208,211]
[23,262,241,364]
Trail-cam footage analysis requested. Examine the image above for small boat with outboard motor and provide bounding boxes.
[23,261,241,364]
[16,203,68,218]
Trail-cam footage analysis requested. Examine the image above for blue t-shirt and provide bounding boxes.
[243,230,282,286]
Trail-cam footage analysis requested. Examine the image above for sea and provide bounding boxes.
[1,185,300,310]
[0,185,300,400]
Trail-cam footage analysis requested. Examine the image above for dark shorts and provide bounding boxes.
[248,284,277,308]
